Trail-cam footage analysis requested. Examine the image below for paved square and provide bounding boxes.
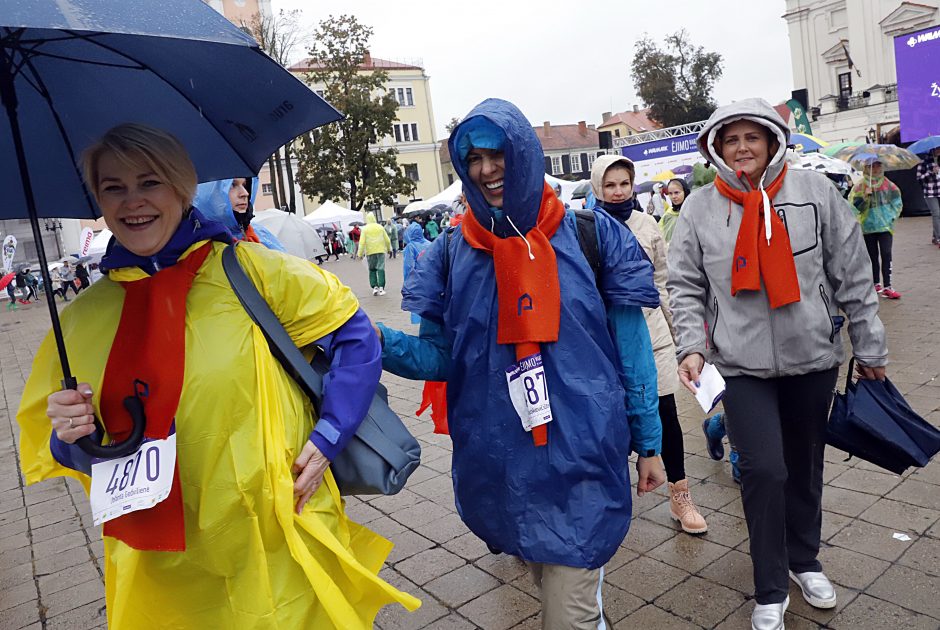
[2,216,938,628]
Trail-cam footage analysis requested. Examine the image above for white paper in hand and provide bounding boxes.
[695,363,726,414]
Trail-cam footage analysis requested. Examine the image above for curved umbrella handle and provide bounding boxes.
[76,395,147,459]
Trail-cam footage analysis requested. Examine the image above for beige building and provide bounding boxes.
[203,0,272,27]
[288,54,444,219]
[784,0,940,142]
[597,106,660,140]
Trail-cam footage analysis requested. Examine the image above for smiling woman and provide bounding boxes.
[16,124,420,627]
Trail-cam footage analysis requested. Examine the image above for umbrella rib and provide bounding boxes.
[63,30,257,175]
[23,48,143,70]
[18,52,99,218]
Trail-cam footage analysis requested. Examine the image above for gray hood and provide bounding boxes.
[697,98,791,192]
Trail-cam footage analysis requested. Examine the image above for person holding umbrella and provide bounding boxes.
[913,145,940,247]
[668,98,888,629]
[16,124,419,627]
[848,160,903,299]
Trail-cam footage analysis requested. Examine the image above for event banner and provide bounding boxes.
[895,24,940,142]
[79,227,94,257]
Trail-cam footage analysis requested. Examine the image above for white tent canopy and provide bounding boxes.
[303,201,363,231]
[87,228,113,256]
[402,180,463,214]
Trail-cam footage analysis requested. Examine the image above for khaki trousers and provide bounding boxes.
[525,562,608,630]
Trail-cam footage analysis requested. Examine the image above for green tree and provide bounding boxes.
[294,15,415,213]
[444,117,461,135]
[631,30,723,128]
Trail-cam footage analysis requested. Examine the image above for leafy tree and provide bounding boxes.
[444,117,461,135]
[631,30,723,128]
[294,15,415,213]
[244,9,308,211]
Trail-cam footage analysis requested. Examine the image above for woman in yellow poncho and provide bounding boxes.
[16,123,419,628]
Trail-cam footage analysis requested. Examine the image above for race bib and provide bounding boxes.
[505,353,554,432]
[89,433,177,526]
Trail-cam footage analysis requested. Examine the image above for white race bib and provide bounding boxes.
[505,353,554,432]
[89,433,177,526]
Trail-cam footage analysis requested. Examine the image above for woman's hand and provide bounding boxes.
[292,441,331,514]
[678,353,705,395]
[636,456,666,497]
[855,363,887,381]
[47,384,96,444]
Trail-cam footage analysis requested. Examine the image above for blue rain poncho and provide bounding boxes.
[193,178,286,252]
[379,99,661,569]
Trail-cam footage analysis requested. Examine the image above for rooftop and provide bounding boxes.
[289,52,423,73]
[598,108,660,133]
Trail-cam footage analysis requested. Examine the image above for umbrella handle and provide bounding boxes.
[75,394,147,459]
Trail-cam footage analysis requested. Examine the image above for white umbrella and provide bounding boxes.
[790,152,858,177]
[252,210,326,260]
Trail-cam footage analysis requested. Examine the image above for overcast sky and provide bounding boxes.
[272,1,794,138]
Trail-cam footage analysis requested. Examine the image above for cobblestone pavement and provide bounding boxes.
[1,217,938,629]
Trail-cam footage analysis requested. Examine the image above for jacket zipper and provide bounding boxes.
[768,297,780,376]
[819,284,836,343]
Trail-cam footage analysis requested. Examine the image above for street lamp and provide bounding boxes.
[867,127,878,143]
[42,218,63,259]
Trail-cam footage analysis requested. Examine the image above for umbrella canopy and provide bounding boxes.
[252,210,326,260]
[791,152,858,177]
[671,164,693,175]
[906,135,940,155]
[790,133,829,152]
[0,272,14,290]
[1,0,341,456]
[829,144,922,172]
[651,169,676,182]
[821,141,864,157]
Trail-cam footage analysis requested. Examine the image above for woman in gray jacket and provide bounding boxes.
[667,98,888,630]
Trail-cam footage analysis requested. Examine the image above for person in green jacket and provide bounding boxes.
[384,219,399,259]
[848,160,903,299]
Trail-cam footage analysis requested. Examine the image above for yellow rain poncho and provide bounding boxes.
[17,241,420,628]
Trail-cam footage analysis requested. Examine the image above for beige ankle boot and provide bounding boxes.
[669,479,707,534]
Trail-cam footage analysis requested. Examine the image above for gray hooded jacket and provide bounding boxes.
[666,98,887,378]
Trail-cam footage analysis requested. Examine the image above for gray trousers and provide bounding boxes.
[525,562,608,629]
[925,196,940,242]
[722,368,838,605]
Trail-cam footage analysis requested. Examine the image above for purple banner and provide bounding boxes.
[895,25,940,142]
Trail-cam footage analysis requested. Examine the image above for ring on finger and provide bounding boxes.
[68,418,74,429]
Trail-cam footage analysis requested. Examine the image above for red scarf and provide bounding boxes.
[714,166,801,309]
[99,242,212,551]
[461,183,565,446]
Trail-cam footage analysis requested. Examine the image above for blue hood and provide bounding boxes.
[449,99,546,238]
[403,222,428,246]
[192,178,286,252]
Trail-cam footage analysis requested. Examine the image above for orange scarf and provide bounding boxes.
[242,224,262,244]
[714,166,800,309]
[461,182,565,446]
[99,242,212,551]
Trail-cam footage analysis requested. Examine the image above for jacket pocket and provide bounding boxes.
[818,284,836,343]
[709,297,721,353]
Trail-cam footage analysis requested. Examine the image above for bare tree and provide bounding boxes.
[243,9,309,212]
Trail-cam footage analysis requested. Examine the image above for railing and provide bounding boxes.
[837,92,870,111]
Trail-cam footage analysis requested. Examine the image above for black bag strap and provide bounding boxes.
[221,243,323,417]
[844,357,856,392]
[573,209,602,287]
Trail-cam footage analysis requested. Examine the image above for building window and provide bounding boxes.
[262,183,273,195]
[393,122,420,143]
[403,163,419,182]
[447,173,454,185]
[314,89,325,99]
[550,156,563,175]
[587,153,597,169]
[838,72,852,100]
[393,87,414,107]
[570,153,582,173]
[614,129,621,138]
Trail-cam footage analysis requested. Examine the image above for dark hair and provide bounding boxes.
[603,159,636,184]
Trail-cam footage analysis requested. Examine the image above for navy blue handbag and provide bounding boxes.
[221,243,421,495]
[828,358,940,475]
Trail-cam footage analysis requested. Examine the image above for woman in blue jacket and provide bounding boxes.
[377,99,664,629]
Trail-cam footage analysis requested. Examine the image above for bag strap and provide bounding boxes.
[573,209,602,288]
[221,243,323,417]
[844,357,855,392]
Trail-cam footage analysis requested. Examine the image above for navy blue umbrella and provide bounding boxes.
[1,0,341,455]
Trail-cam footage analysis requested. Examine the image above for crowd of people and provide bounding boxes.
[9,92,922,630]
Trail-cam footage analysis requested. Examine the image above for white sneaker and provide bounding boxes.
[752,595,788,630]
[377,288,386,296]
[789,570,836,608]
[372,287,379,296]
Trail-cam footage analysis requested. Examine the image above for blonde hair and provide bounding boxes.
[81,123,197,207]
